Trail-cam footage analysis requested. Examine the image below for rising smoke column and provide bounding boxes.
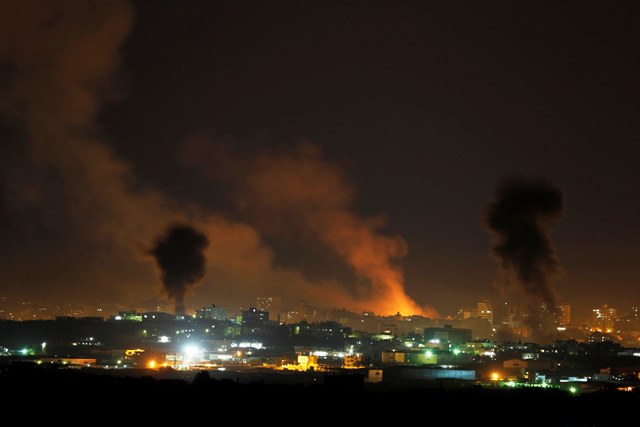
[484,176,564,307]
[151,224,209,314]
[226,142,436,317]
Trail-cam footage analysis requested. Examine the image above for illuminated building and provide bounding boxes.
[38,357,96,366]
[381,351,405,364]
[503,359,557,381]
[113,311,142,321]
[195,304,227,321]
[342,354,362,368]
[476,300,493,325]
[586,331,614,343]
[367,369,383,383]
[296,354,318,371]
[592,304,617,331]
[556,304,571,326]
[256,296,282,313]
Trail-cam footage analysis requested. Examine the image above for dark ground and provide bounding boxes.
[1,362,638,425]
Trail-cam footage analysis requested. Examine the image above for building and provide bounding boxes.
[242,307,269,323]
[385,367,476,381]
[424,325,472,344]
[503,358,557,380]
[476,300,493,325]
[456,308,474,320]
[381,351,437,365]
[195,305,227,321]
[256,297,282,313]
[592,304,617,331]
[557,304,571,326]
[587,331,614,343]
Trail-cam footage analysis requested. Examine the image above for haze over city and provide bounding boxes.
[0,0,638,324]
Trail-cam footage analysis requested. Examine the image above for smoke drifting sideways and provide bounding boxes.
[484,176,564,308]
[151,225,209,314]
[181,139,438,317]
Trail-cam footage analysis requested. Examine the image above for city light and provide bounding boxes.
[491,372,500,381]
[425,350,433,358]
[183,345,200,361]
[569,387,577,394]
[147,360,157,369]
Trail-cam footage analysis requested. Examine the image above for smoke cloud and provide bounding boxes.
[183,140,436,317]
[0,0,433,317]
[151,225,209,314]
[0,0,193,305]
[484,176,564,307]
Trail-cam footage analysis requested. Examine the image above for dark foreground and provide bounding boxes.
[2,363,638,425]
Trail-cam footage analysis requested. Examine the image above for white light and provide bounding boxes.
[210,354,233,361]
[158,336,170,343]
[237,342,263,349]
[183,345,202,362]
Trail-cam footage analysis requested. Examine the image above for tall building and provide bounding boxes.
[476,300,493,325]
[532,302,555,335]
[556,304,571,326]
[256,297,282,313]
[592,304,617,331]
[498,301,520,329]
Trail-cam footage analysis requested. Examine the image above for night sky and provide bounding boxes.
[1,0,638,321]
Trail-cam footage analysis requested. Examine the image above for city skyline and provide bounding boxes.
[1,1,638,322]
[3,293,640,330]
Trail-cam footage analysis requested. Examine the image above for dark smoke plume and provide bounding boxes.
[485,176,564,307]
[151,224,209,314]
